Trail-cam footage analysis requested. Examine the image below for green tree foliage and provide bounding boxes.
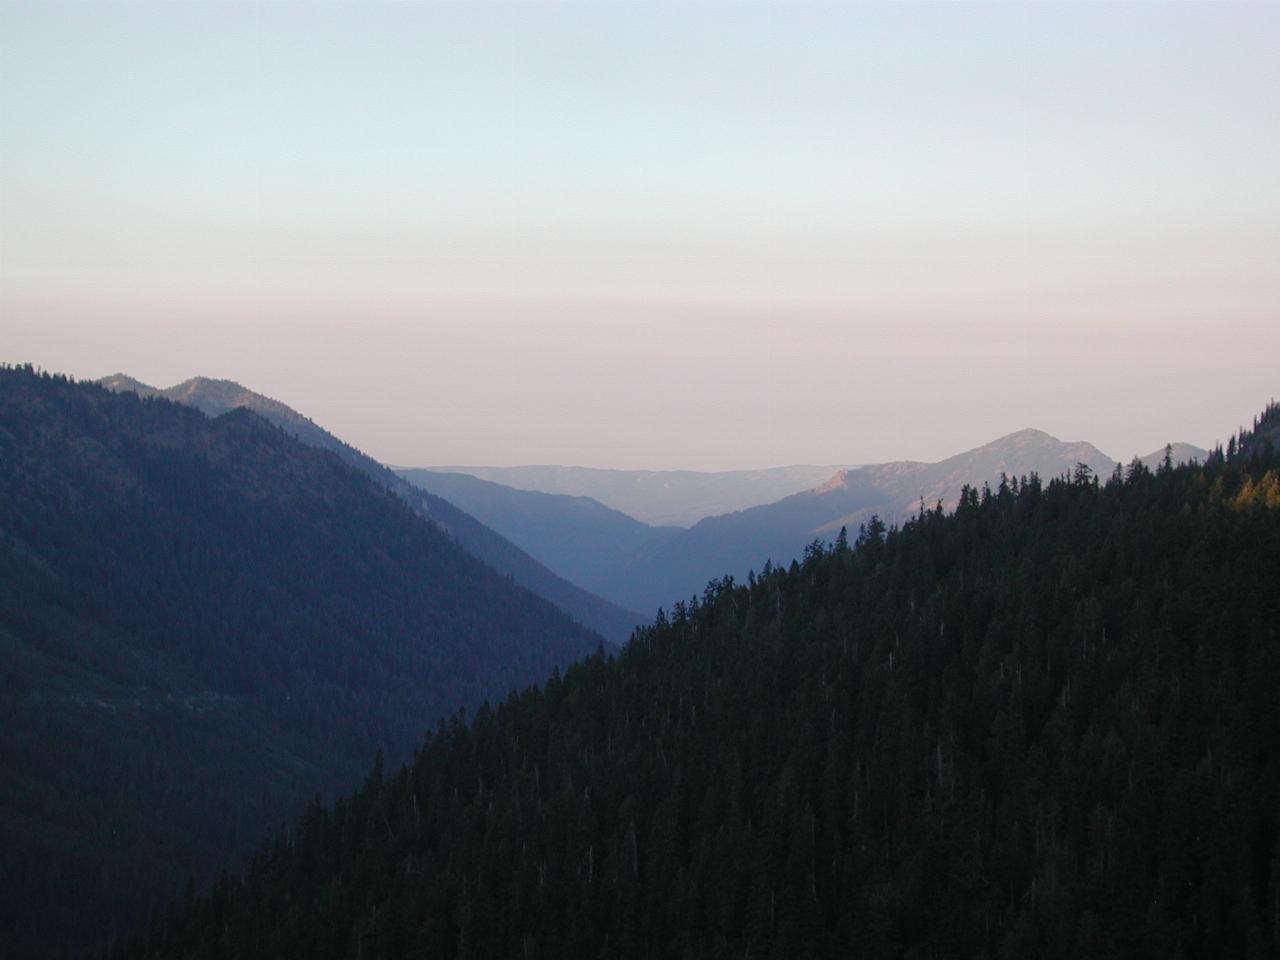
[122,421,1280,959]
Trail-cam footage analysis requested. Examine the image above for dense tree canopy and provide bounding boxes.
[1220,399,1279,464]
[124,434,1280,959]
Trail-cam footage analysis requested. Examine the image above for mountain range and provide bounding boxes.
[0,368,603,958]
[98,376,643,643]
[403,429,1206,615]
[5,361,1269,959]
[120,404,1280,960]
[102,374,1208,623]
[417,463,858,527]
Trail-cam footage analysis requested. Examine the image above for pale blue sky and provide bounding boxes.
[3,1,1277,469]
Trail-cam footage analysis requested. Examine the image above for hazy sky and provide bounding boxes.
[3,1,1277,470]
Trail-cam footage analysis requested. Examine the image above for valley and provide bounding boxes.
[4,5,1274,956]
[402,430,1206,616]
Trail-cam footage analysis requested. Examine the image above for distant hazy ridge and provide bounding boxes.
[419,463,857,527]
[406,430,1205,615]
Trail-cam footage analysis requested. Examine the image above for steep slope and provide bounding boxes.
[396,469,680,603]
[98,374,339,452]
[121,439,1280,960]
[1230,399,1280,460]
[421,463,856,527]
[98,376,641,642]
[0,367,602,959]
[856,427,1114,520]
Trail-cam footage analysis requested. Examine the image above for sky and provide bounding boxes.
[2,1,1277,470]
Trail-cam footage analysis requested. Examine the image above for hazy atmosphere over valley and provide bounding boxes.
[2,2,1278,958]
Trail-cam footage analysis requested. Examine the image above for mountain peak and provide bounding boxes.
[96,370,641,642]
[986,427,1064,447]
[97,373,158,394]
[172,375,242,391]
[101,374,307,425]
[166,377,263,412]
[1,367,605,956]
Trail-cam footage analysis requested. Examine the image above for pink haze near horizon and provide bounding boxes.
[2,2,1277,469]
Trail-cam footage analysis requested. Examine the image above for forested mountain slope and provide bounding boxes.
[397,469,680,601]
[98,376,642,642]
[124,436,1280,959]
[1230,399,1280,461]
[0,367,602,958]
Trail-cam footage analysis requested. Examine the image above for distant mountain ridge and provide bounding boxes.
[612,428,1207,613]
[419,463,858,527]
[838,427,1114,523]
[111,375,1207,623]
[414,429,1205,616]
[422,434,1205,534]
[97,375,642,642]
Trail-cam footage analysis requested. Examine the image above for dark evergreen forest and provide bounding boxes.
[0,367,602,958]
[122,414,1280,959]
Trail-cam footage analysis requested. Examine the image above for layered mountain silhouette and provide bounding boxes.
[604,428,1114,612]
[419,463,856,527]
[98,375,642,643]
[396,469,682,593]
[414,430,1206,616]
[0,368,603,958]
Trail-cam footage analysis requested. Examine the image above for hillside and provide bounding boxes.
[0,367,603,958]
[855,428,1115,521]
[98,376,642,643]
[1230,400,1280,461]
[120,426,1280,959]
[420,463,856,527]
[591,429,1118,613]
[397,469,680,598]
[423,433,1207,617]
[96,374,343,453]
